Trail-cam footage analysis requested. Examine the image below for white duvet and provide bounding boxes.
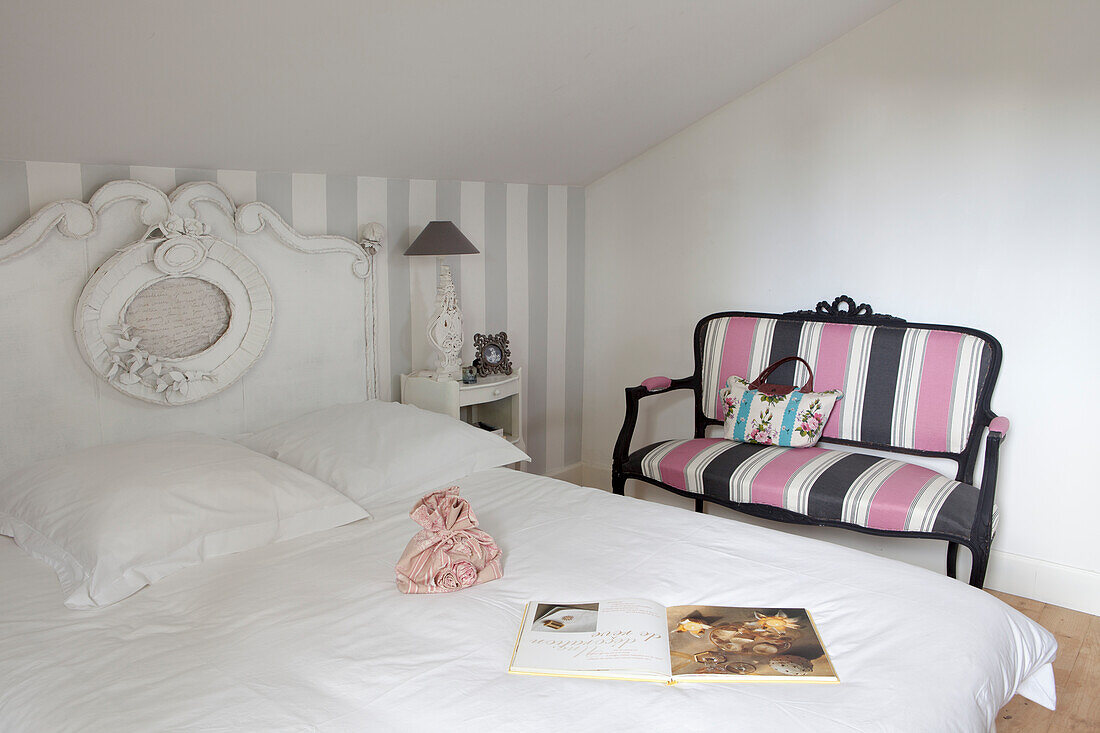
[0,469,1056,732]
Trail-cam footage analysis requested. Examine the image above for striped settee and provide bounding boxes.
[611,297,1007,588]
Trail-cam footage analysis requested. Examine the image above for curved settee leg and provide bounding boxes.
[948,541,990,588]
[969,541,991,588]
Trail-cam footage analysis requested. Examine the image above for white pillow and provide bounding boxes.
[238,400,530,508]
[0,433,368,609]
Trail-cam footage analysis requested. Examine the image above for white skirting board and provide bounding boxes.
[547,462,1100,617]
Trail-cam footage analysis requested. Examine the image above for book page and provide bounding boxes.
[666,605,838,682]
[510,599,672,679]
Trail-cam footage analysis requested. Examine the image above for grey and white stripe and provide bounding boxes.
[526,184,549,474]
[947,335,985,452]
[841,459,904,527]
[680,440,736,494]
[700,316,729,419]
[639,440,733,495]
[726,445,786,503]
[833,325,874,439]
[891,328,930,449]
[796,320,824,388]
[787,449,848,515]
[0,159,585,477]
[701,317,777,421]
[564,186,585,466]
[0,160,28,239]
[910,474,961,533]
[746,318,777,387]
[639,440,682,483]
[483,183,508,334]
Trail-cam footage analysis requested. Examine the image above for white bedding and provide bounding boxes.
[0,469,1056,732]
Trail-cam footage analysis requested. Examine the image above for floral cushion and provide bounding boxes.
[625,438,987,542]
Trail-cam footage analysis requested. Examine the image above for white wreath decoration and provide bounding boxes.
[104,322,215,401]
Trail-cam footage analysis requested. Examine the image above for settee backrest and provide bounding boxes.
[696,310,1000,456]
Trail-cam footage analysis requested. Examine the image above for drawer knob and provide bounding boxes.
[493,388,501,396]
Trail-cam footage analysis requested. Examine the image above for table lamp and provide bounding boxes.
[405,221,479,380]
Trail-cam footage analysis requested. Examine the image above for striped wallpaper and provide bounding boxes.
[0,159,585,476]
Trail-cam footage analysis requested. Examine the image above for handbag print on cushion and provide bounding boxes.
[719,356,842,448]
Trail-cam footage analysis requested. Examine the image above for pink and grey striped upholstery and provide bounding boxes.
[699,317,994,454]
[626,438,988,541]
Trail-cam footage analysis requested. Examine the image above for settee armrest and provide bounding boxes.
[640,375,673,392]
[612,376,694,486]
[974,415,1009,544]
[637,375,691,394]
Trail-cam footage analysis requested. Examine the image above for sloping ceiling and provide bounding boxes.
[0,0,898,184]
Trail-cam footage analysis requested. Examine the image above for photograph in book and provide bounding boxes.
[667,605,837,681]
[508,599,838,684]
[531,603,600,633]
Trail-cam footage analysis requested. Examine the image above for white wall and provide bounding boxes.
[582,0,1100,613]
[0,160,585,477]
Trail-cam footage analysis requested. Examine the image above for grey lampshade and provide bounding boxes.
[404,221,480,256]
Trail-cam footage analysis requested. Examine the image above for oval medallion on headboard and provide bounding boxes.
[74,215,274,406]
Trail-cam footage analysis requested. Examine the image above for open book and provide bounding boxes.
[509,599,837,683]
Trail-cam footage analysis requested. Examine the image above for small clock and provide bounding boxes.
[473,332,513,376]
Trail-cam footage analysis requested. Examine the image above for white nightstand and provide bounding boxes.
[400,367,525,470]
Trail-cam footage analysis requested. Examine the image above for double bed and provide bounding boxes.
[0,468,1056,731]
[0,181,1056,732]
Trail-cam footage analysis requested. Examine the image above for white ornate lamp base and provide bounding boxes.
[426,263,463,381]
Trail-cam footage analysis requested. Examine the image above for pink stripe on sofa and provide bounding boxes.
[864,463,935,531]
[658,439,725,491]
[749,446,829,508]
[714,318,760,417]
[913,330,964,451]
[814,323,854,440]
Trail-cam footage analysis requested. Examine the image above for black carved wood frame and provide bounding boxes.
[611,296,1005,588]
[474,332,514,376]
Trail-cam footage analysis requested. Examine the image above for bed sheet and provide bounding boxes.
[0,469,1056,732]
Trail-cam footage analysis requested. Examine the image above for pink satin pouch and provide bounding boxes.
[395,486,503,594]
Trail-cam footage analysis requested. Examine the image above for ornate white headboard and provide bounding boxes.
[0,180,383,474]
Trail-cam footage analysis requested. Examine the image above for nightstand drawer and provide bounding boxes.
[459,374,520,406]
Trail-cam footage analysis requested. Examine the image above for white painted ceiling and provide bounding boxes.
[0,0,898,184]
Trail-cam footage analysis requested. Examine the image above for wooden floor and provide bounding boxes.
[990,590,1099,732]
